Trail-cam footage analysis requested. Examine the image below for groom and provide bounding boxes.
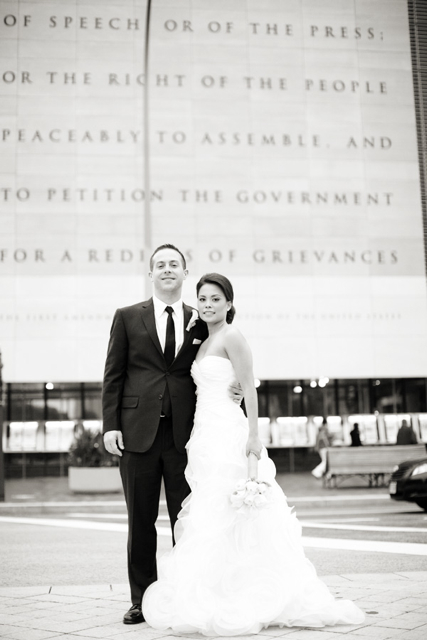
[103,244,209,624]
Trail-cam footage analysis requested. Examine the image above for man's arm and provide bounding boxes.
[102,309,128,455]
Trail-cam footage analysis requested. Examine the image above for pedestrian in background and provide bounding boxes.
[311,418,333,479]
[396,419,418,445]
[350,423,362,447]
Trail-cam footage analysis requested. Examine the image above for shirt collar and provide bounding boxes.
[152,294,183,319]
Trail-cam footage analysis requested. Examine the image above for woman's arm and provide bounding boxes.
[224,327,263,459]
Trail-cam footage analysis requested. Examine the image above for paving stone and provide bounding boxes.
[73,625,129,637]
[13,618,102,633]
[29,602,62,610]
[396,627,427,640]
[369,604,421,617]
[400,596,427,606]
[346,625,407,638]
[62,601,105,612]
[41,636,104,640]
[277,631,340,639]
[108,629,172,640]
[382,602,425,614]
[257,628,301,636]
[359,591,406,604]
[2,610,56,623]
[87,605,125,617]
[342,573,409,584]
[396,572,427,581]
[396,612,427,622]
[373,615,427,630]
[324,624,366,634]
[29,594,88,604]
[330,588,372,600]
[107,635,150,640]
[0,625,59,640]
[50,585,116,596]
[349,600,385,610]
[0,587,51,598]
[321,576,353,587]
[102,601,130,611]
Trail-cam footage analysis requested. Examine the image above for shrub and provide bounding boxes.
[68,428,119,467]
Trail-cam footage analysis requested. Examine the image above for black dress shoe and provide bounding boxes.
[123,604,145,624]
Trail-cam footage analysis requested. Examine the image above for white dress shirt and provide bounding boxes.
[152,295,184,358]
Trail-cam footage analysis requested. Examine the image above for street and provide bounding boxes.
[1,474,427,588]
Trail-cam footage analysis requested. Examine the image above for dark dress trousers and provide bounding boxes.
[102,298,207,605]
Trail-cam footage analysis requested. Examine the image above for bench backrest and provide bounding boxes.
[326,444,426,474]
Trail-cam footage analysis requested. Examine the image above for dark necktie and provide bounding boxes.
[164,306,175,367]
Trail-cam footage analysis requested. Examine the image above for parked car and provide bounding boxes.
[389,457,427,511]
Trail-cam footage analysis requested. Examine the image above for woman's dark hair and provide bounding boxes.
[196,273,236,324]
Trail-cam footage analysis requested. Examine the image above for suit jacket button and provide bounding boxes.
[159,394,163,400]
[166,371,170,376]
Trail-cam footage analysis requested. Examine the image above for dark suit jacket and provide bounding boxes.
[102,298,208,453]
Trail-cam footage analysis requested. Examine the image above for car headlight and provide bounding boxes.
[411,463,427,477]
[392,465,399,473]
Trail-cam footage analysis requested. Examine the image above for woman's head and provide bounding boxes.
[196,273,236,324]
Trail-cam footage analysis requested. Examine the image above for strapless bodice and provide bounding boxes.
[191,355,239,414]
[191,355,234,388]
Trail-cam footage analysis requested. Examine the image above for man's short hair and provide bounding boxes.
[149,244,187,271]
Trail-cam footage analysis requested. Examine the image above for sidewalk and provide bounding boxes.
[1,472,392,510]
[1,573,427,640]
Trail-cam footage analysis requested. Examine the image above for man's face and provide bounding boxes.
[149,248,188,299]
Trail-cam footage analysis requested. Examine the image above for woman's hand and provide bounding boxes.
[246,435,262,460]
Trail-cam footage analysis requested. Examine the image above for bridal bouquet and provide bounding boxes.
[230,478,271,512]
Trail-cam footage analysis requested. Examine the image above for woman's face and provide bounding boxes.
[197,283,231,325]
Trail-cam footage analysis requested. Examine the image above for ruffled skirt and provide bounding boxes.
[143,400,364,635]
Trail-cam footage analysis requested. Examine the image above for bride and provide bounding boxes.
[142,273,365,635]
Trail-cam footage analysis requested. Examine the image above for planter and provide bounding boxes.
[68,466,122,493]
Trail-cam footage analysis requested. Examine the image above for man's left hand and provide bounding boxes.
[228,380,243,404]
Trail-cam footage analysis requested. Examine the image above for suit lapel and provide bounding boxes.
[140,299,163,357]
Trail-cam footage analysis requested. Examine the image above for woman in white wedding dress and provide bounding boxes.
[142,273,365,636]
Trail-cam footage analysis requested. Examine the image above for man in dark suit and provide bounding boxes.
[102,244,209,624]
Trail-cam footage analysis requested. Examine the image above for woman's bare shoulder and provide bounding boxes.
[223,325,249,349]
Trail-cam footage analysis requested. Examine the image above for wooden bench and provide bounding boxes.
[324,444,426,488]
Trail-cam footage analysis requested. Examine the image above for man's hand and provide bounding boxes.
[104,430,124,456]
[228,380,243,404]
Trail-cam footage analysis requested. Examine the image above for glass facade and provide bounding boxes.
[5,383,102,422]
[3,377,427,428]
[2,378,426,477]
[258,378,427,418]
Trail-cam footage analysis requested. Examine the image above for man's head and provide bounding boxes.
[149,244,188,301]
[149,244,187,271]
